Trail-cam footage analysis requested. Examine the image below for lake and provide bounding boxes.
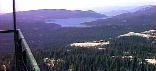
[45,17,105,27]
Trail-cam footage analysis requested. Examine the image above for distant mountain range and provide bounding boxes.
[102,10,129,16]
[0,9,106,21]
[0,9,106,29]
[93,5,153,16]
[83,5,156,27]
[0,6,155,49]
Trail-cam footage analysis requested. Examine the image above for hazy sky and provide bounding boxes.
[0,0,155,13]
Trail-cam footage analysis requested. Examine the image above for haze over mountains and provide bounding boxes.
[1,5,155,28]
[92,5,153,16]
[83,5,156,27]
[1,9,105,19]
[1,5,156,70]
[0,5,155,48]
[0,9,106,28]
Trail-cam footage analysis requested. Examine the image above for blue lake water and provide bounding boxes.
[45,17,105,27]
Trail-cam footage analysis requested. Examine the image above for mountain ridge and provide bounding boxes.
[83,6,156,27]
[0,9,106,29]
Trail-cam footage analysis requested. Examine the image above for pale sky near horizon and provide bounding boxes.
[0,0,155,13]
